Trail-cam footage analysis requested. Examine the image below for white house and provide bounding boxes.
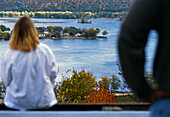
[39,32,46,38]
[61,33,70,37]
[4,31,11,33]
[75,33,81,37]
[44,31,50,34]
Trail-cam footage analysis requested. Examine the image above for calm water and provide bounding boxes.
[0,18,158,81]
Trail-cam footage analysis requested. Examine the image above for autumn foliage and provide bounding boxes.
[0,0,130,12]
[86,76,118,103]
[86,88,118,103]
[55,70,97,103]
[55,70,119,103]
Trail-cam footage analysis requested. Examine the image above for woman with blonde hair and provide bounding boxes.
[1,16,58,110]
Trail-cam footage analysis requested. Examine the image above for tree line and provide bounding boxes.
[0,0,130,12]
[0,11,127,19]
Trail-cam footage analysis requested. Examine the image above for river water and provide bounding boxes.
[0,18,158,82]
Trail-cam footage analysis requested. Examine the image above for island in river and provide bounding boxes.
[0,24,108,40]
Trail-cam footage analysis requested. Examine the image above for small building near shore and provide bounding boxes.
[44,31,50,34]
[4,31,11,33]
[61,33,70,37]
[39,32,46,38]
[75,33,81,37]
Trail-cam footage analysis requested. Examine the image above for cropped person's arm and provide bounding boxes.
[118,0,162,99]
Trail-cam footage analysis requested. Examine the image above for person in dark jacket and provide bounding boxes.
[118,0,170,116]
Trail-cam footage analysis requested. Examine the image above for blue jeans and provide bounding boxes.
[150,98,170,117]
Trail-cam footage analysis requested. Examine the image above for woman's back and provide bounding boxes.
[1,42,57,110]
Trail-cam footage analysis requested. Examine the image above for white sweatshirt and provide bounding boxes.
[1,43,58,110]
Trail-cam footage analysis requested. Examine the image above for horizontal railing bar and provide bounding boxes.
[0,103,151,111]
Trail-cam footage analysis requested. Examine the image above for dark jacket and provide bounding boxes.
[118,0,170,99]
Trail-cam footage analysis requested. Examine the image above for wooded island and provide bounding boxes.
[0,25,108,40]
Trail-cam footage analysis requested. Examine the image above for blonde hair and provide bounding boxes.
[10,16,40,52]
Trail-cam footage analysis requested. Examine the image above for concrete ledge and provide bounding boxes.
[0,111,150,117]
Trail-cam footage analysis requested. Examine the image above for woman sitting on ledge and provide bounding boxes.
[1,16,58,111]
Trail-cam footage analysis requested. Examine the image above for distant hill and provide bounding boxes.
[0,0,130,12]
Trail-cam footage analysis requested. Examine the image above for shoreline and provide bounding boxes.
[0,19,67,23]
[40,36,107,40]
[0,17,119,23]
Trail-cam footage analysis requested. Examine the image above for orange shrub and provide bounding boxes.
[86,87,118,103]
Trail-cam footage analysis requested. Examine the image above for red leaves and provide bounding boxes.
[86,87,118,103]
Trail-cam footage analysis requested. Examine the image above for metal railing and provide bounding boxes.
[0,103,151,111]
